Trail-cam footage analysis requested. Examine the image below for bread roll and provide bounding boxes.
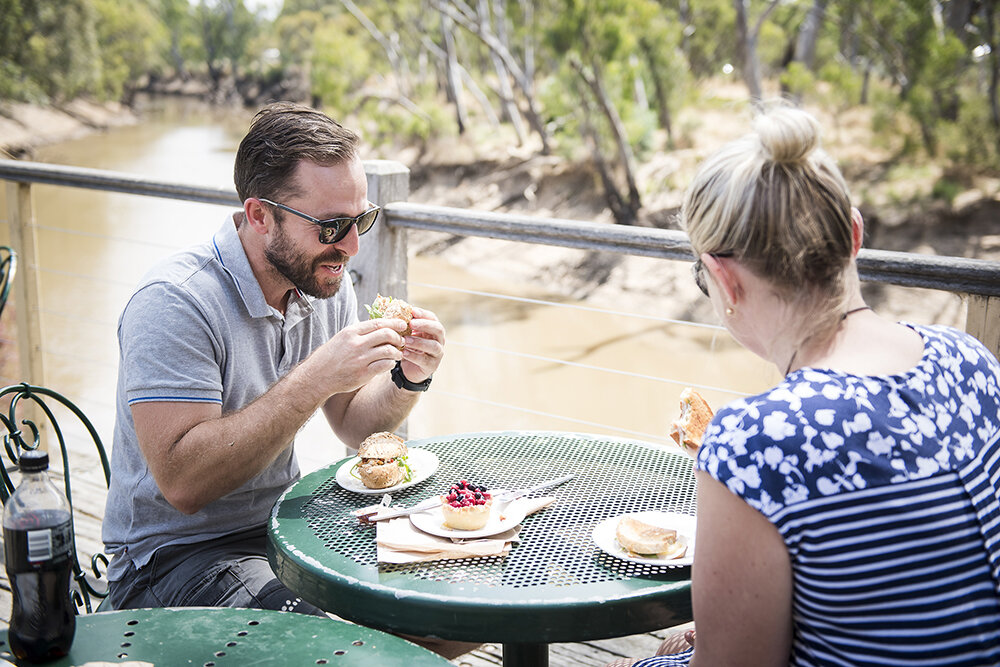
[367,294,412,336]
[356,432,409,489]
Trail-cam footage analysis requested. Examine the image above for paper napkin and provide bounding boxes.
[375,496,554,564]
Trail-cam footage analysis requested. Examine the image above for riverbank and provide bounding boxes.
[0,99,137,159]
[3,95,998,333]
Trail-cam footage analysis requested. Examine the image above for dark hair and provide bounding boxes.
[234,102,360,203]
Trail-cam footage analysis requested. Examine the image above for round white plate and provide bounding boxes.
[334,448,439,495]
[592,511,695,567]
[409,502,528,539]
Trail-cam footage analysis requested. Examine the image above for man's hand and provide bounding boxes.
[398,305,445,383]
[309,318,408,395]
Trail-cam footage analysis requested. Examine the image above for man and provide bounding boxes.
[102,102,444,618]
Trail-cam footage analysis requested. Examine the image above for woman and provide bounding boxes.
[612,105,1000,666]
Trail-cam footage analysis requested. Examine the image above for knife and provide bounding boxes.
[357,473,576,524]
[493,474,575,510]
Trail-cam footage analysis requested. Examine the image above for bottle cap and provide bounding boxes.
[18,449,49,473]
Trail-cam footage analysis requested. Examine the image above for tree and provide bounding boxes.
[0,0,100,103]
[93,0,168,103]
[433,0,552,152]
[195,0,258,93]
[732,0,781,101]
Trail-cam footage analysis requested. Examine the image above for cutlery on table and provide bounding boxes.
[355,473,576,524]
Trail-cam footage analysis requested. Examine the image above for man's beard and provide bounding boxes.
[264,222,347,299]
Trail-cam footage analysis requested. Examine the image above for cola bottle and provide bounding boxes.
[3,449,76,663]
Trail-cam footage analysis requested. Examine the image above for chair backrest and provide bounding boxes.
[0,246,16,320]
[0,383,111,613]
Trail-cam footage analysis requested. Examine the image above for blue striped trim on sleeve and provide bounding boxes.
[127,396,222,405]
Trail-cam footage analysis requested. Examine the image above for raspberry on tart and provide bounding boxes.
[440,480,493,530]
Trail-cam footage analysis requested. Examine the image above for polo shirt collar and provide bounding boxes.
[212,213,273,319]
[212,214,319,321]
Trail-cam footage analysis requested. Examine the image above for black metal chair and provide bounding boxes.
[0,246,16,320]
[0,383,111,613]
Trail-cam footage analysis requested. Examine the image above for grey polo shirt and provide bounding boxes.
[102,213,357,581]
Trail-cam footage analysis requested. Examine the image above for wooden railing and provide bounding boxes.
[2,156,999,391]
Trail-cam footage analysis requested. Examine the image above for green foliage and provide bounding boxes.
[666,0,737,78]
[780,61,817,100]
[0,0,100,103]
[930,176,962,204]
[937,94,1000,172]
[309,16,378,115]
[93,0,168,100]
[2,0,998,190]
[195,0,259,80]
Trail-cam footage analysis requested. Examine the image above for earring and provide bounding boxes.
[725,306,735,316]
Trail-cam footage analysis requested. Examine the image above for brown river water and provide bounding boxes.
[2,97,776,467]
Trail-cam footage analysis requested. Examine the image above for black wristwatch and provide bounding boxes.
[391,361,432,392]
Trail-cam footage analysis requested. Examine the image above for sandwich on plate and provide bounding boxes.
[615,514,687,559]
[352,431,413,489]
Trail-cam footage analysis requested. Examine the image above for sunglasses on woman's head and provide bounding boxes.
[259,198,380,244]
[691,253,734,298]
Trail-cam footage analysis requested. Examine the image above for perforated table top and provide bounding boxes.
[0,607,452,666]
[268,430,696,651]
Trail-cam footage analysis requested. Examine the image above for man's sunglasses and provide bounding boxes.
[259,198,380,244]
[692,253,734,297]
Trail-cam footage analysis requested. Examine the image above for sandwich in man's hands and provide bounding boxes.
[366,293,413,336]
[352,431,413,489]
[670,388,714,455]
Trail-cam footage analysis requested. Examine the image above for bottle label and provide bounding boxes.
[3,520,73,571]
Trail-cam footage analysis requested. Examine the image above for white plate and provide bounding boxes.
[334,448,439,495]
[409,502,528,539]
[592,511,695,567]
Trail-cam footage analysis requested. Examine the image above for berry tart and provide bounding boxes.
[440,480,493,530]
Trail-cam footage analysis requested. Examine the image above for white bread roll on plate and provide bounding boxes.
[356,431,410,489]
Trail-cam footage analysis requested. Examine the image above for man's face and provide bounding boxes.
[263,158,366,299]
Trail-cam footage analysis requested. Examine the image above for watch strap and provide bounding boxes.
[391,361,431,392]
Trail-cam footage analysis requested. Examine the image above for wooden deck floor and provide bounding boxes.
[0,427,680,666]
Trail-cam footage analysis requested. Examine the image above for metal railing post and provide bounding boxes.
[357,161,411,317]
[5,181,46,447]
[5,182,45,386]
[966,295,1000,361]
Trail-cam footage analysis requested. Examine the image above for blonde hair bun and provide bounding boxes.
[753,105,822,165]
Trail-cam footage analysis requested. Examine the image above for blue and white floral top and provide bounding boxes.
[639,324,1000,667]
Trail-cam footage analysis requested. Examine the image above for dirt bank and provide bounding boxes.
[400,99,1000,331]
[0,99,137,159]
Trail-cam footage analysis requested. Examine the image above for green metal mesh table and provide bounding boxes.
[0,607,452,666]
[268,431,697,667]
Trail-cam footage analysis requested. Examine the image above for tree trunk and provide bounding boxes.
[678,0,692,57]
[733,0,781,102]
[515,0,535,86]
[578,91,633,226]
[420,35,501,128]
[571,56,641,222]
[639,39,674,145]
[478,0,526,143]
[433,0,550,152]
[793,0,828,70]
[340,0,411,96]
[733,0,763,100]
[440,13,467,134]
[944,0,976,39]
[985,0,1000,128]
